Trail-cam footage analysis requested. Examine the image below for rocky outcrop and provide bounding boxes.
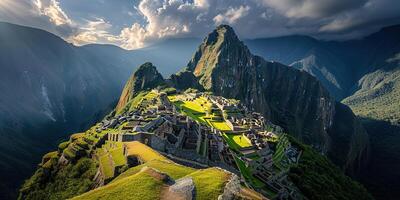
[116,62,165,113]
[167,177,195,200]
[218,174,241,200]
[168,69,203,91]
[182,25,369,171]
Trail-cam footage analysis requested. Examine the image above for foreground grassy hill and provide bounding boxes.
[20,136,263,200]
[72,141,243,200]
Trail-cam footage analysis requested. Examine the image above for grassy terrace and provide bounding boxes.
[273,134,289,169]
[97,141,127,179]
[124,141,166,162]
[209,121,231,131]
[100,154,114,179]
[234,156,265,188]
[168,94,233,132]
[222,133,252,151]
[234,156,278,198]
[118,90,160,114]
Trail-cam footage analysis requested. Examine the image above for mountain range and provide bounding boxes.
[0,22,198,199]
[0,21,399,199]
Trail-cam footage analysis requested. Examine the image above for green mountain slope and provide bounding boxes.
[342,53,400,200]
[289,136,372,200]
[343,54,400,124]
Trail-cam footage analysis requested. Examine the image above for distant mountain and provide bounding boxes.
[245,25,400,102]
[0,22,132,199]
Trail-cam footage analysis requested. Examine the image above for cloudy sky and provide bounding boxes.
[1,0,400,50]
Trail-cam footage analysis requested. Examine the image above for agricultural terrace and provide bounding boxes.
[96,141,127,180]
[131,91,160,111]
[167,94,232,132]
[272,134,290,170]
[234,157,278,198]
[222,133,252,151]
[117,90,161,115]
[124,141,166,162]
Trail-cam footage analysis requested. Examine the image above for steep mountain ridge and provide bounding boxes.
[116,62,165,113]
[0,22,134,199]
[181,25,369,172]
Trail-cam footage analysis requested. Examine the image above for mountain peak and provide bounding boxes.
[134,62,158,74]
[202,24,240,46]
[186,25,249,89]
[115,62,165,113]
[216,24,236,35]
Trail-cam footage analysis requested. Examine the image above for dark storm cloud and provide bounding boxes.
[261,0,368,18]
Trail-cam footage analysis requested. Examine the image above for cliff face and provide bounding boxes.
[116,62,165,113]
[183,25,368,171]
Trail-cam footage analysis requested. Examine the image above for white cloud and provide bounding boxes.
[69,18,117,45]
[74,0,212,49]
[34,0,72,26]
[0,0,76,37]
[213,5,250,25]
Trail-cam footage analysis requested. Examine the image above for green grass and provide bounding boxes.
[187,168,230,200]
[232,134,252,147]
[273,134,289,169]
[169,95,233,132]
[342,68,400,124]
[99,155,114,179]
[169,95,211,124]
[75,166,231,200]
[232,157,278,197]
[76,140,231,200]
[113,159,195,182]
[289,137,373,200]
[124,141,167,162]
[58,141,70,152]
[126,91,158,112]
[110,148,126,166]
[222,133,252,151]
[72,169,164,200]
[233,156,265,188]
[208,120,231,131]
[63,147,76,160]
[20,158,97,200]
